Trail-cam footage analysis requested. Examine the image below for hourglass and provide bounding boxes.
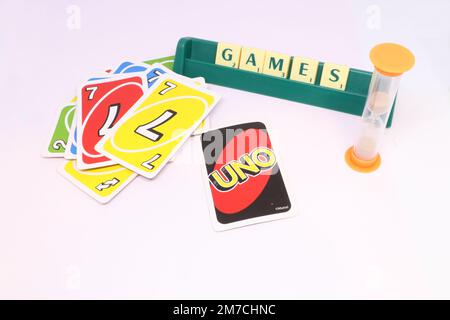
[345,43,415,173]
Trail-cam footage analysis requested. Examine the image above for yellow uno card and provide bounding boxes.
[96,74,220,178]
[59,161,137,203]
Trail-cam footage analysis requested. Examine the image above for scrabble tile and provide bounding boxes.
[290,57,319,84]
[262,51,291,78]
[239,47,266,73]
[320,63,350,90]
[215,42,242,68]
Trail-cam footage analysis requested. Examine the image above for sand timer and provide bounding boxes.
[345,43,415,173]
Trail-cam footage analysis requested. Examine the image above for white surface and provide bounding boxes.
[1,0,449,299]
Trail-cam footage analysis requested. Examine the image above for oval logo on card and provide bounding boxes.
[208,129,276,214]
[110,96,208,152]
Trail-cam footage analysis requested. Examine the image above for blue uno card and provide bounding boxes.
[113,61,170,88]
[64,110,78,159]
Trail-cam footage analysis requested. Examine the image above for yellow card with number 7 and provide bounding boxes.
[96,74,220,179]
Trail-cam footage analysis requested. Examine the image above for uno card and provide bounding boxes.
[143,55,174,69]
[66,66,147,161]
[135,62,206,90]
[113,61,147,74]
[141,62,197,88]
[201,122,293,231]
[115,62,205,163]
[64,114,78,160]
[113,61,154,75]
[114,61,210,135]
[113,62,175,87]
[77,73,147,170]
[113,61,156,87]
[59,161,137,204]
[64,97,78,160]
[42,103,76,157]
[146,66,210,136]
[96,74,220,178]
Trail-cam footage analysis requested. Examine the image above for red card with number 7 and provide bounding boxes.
[76,74,147,169]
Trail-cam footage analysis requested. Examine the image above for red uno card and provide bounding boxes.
[77,74,147,169]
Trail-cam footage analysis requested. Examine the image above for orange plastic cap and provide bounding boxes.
[370,43,415,77]
[345,146,381,173]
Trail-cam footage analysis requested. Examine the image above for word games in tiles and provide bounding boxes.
[215,42,350,90]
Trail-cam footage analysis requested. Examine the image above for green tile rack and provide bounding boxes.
[173,37,395,127]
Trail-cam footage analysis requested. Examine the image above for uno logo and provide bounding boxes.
[209,147,276,192]
[209,129,275,214]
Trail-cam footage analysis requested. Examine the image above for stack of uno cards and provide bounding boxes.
[43,56,220,203]
[201,122,294,231]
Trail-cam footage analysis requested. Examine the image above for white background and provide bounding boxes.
[1,0,449,299]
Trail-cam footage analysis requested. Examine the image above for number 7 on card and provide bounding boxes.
[96,75,220,178]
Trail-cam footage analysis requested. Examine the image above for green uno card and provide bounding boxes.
[42,103,76,157]
[143,55,175,70]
